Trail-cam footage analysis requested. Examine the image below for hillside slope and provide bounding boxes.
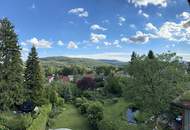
[40,56,113,67]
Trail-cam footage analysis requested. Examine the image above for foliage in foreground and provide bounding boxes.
[124,51,188,124]
[27,104,52,130]
[0,18,24,110]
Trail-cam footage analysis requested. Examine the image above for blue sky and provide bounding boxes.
[0,0,190,61]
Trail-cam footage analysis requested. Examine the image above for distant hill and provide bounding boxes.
[98,59,126,66]
[40,56,114,68]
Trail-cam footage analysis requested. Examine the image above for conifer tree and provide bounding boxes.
[0,18,24,110]
[130,51,137,63]
[24,46,46,105]
[148,50,155,59]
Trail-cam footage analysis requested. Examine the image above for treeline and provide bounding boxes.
[123,51,190,125]
[0,18,46,111]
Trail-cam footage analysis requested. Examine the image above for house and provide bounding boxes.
[171,91,190,130]
[68,75,74,82]
[48,75,54,83]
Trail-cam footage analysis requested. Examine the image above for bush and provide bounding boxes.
[48,106,62,119]
[59,83,79,102]
[57,97,65,106]
[49,89,59,106]
[79,102,90,115]
[47,118,56,128]
[134,111,150,123]
[74,97,84,107]
[6,114,32,130]
[0,124,9,130]
[87,102,103,129]
[98,119,118,130]
[27,104,52,130]
[77,77,96,90]
[104,75,124,96]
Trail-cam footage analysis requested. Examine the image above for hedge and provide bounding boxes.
[27,104,52,130]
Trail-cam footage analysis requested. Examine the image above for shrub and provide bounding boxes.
[79,102,90,115]
[77,77,96,90]
[49,89,59,106]
[87,102,103,129]
[6,114,32,130]
[57,97,65,106]
[27,104,52,130]
[98,119,118,130]
[104,75,124,96]
[0,124,9,130]
[74,97,84,107]
[48,106,62,119]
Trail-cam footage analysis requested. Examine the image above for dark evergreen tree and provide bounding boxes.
[0,18,24,110]
[130,51,137,63]
[24,46,46,105]
[148,50,155,59]
[187,62,190,74]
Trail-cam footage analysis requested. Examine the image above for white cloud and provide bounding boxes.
[21,48,29,60]
[104,41,112,46]
[90,24,107,31]
[178,12,190,20]
[118,16,126,26]
[66,52,131,62]
[67,41,78,49]
[121,37,128,43]
[96,46,100,49]
[135,18,190,43]
[128,0,167,7]
[23,37,52,48]
[21,42,27,46]
[138,9,149,18]
[129,24,136,29]
[157,20,190,42]
[145,23,158,32]
[128,31,152,43]
[68,8,88,17]
[90,33,106,43]
[113,40,119,45]
[57,40,64,46]
[177,53,190,61]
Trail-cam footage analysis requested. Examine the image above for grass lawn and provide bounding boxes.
[51,104,90,130]
[103,98,139,130]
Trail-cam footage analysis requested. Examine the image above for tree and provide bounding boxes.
[77,77,96,90]
[104,75,123,96]
[188,0,190,5]
[130,51,137,63]
[24,46,46,105]
[0,18,24,110]
[124,52,187,126]
[148,50,155,59]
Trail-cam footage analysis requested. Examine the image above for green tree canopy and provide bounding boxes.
[125,52,187,118]
[24,46,46,105]
[0,18,24,110]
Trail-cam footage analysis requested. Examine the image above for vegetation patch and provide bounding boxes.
[50,104,90,130]
[27,104,52,130]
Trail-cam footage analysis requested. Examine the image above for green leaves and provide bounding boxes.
[124,51,186,117]
[0,18,24,110]
[24,46,46,106]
